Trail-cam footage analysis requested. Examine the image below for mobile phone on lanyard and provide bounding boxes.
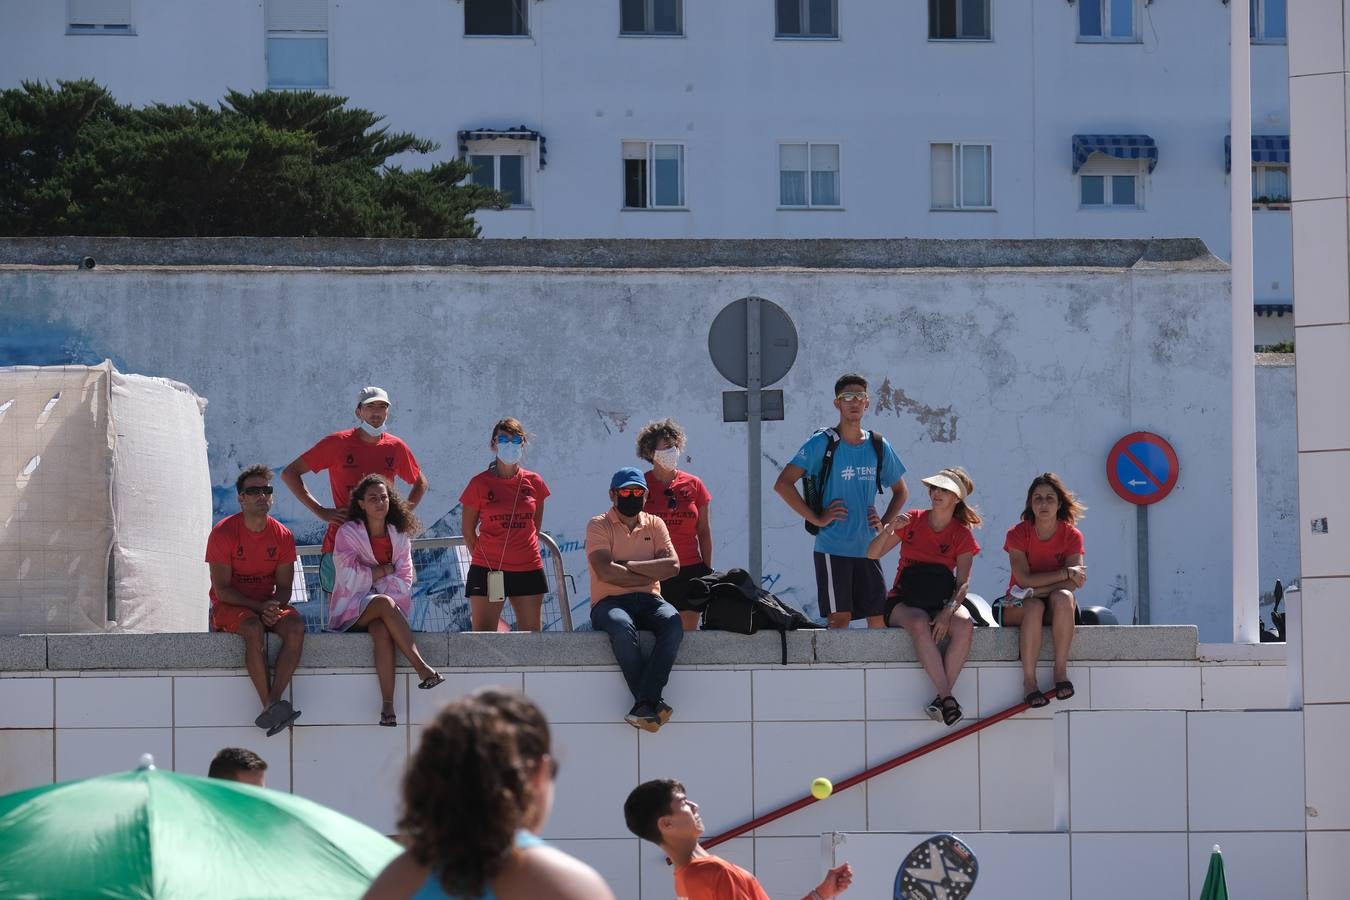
[487,570,506,603]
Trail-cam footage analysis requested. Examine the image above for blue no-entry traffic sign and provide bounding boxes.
[1107,431,1179,505]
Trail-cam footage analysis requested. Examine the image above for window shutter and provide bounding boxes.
[622,141,648,160]
[69,0,132,26]
[930,144,955,208]
[267,0,328,32]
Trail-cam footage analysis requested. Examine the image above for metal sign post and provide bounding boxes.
[1106,431,1180,625]
[709,297,798,586]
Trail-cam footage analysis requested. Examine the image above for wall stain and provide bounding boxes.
[874,378,959,443]
[595,408,630,434]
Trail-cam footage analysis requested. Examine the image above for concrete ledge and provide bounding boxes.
[16,626,1199,671]
[0,237,1224,271]
[0,636,47,671]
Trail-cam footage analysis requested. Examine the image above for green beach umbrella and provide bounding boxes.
[1198,843,1229,900]
[0,756,401,899]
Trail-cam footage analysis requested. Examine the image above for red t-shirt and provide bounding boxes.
[890,508,980,591]
[370,534,393,565]
[674,856,770,900]
[301,429,422,552]
[204,513,297,607]
[1003,519,1085,590]
[459,466,551,572]
[643,470,712,566]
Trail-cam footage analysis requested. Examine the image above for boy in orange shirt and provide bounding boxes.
[624,779,853,900]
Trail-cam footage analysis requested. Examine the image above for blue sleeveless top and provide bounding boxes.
[410,832,547,900]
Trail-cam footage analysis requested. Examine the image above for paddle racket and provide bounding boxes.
[893,833,979,900]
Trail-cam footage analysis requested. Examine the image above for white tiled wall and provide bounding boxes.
[1070,832,1189,900]
[1068,710,1189,831]
[1306,831,1350,900]
[1187,711,1305,830]
[0,729,53,793]
[0,657,1312,898]
[1303,702,1350,829]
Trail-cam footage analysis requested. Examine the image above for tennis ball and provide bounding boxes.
[811,777,833,800]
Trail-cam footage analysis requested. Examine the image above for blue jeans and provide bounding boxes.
[590,592,684,705]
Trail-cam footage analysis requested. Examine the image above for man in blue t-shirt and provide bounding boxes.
[775,373,909,628]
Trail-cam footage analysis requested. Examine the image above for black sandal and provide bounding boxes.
[1055,680,1075,701]
[940,696,964,727]
[1025,689,1050,709]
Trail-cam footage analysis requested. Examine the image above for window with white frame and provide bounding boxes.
[67,0,133,34]
[1250,0,1286,44]
[621,0,682,35]
[776,0,837,38]
[469,149,530,207]
[1078,0,1136,42]
[1252,164,1290,203]
[1078,156,1144,208]
[779,143,840,208]
[466,0,528,36]
[623,142,685,209]
[266,0,329,89]
[929,0,990,41]
[930,143,992,210]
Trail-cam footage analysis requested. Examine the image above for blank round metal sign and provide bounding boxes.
[707,297,799,388]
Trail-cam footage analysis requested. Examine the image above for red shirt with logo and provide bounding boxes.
[205,513,297,606]
[643,470,712,566]
[1003,519,1085,590]
[895,509,980,572]
[301,429,422,552]
[459,466,551,571]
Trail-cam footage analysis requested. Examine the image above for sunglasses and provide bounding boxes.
[836,391,869,402]
[666,488,678,510]
[615,487,646,498]
[241,486,273,496]
[496,434,524,444]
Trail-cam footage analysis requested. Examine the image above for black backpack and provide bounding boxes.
[802,427,886,535]
[687,568,822,663]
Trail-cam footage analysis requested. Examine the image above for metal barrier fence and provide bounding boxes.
[291,534,575,633]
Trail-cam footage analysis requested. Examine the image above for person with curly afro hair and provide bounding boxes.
[363,688,615,900]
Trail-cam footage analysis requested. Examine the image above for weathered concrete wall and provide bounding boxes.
[0,239,1238,637]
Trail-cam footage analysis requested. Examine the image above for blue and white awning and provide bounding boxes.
[1225,134,1290,173]
[457,126,547,168]
[1071,134,1158,173]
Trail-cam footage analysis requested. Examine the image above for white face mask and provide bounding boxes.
[356,418,387,437]
[496,442,524,466]
[653,447,681,470]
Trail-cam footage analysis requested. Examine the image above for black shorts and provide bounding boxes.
[813,553,886,620]
[660,562,714,611]
[465,564,548,598]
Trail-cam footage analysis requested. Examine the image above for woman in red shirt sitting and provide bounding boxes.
[998,472,1087,708]
[330,474,442,727]
[868,467,981,726]
[460,418,552,632]
[636,418,713,631]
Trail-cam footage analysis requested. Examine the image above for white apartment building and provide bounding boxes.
[1,0,1294,342]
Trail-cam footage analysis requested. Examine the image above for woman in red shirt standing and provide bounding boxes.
[998,472,1087,708]
[867,467,981,726]
[460,418,552,632]
[636,419,713,631]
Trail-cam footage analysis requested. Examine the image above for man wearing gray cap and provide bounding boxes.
[281,387,428,589]
[586,467,683,731]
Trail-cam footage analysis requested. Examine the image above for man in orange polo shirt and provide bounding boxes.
[586,467,683,732]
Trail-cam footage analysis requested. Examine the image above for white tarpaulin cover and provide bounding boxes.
[0,362,211,634]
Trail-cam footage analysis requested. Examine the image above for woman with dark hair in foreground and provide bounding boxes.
[364,688,614,900]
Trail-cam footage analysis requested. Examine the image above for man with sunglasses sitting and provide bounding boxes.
[586,467,684,732]
[205,465,305,736]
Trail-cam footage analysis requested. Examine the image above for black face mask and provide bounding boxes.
[616,495,645,517]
